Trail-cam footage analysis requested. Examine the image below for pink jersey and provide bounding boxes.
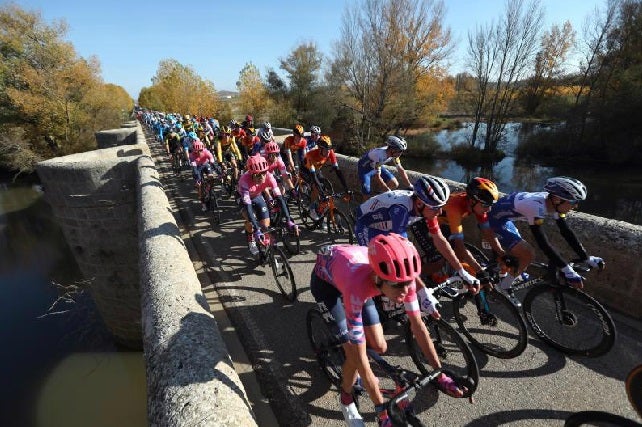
[237,171,282,204]
[314,245,419,344]
[189,148,215,167]
[265,155,288,175]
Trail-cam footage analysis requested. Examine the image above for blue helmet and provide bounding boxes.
[188,131,198,140]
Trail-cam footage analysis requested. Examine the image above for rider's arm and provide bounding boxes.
[480,227,506,258]
[395,159,412,188]
[230,140,242,161]
[406,311,440,367]
[555,216,588,260]
[432,228,464,272]
[343,341,384,406]
[373,165,390,192]
[529,223,568,268]
[450,237,483,272]
[215,138,223,163]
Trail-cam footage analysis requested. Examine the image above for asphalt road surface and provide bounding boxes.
[145,129,642,427]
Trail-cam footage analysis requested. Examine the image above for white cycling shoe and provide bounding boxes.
[338,396,365,427]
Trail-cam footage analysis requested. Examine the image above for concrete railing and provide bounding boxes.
[38,122,257,426]
[331,154,642,319]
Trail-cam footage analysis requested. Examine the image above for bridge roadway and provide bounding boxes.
[145,131,642,427]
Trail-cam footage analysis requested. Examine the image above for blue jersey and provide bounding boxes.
[354,190,419,245]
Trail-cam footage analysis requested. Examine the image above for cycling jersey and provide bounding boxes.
[313,244,419,344]
[303,147,338,172]
[438,192,489,240]
[189,148,215,167]
[354,190,439,246]
[237,171,282,205]
[357,146,402,173]
[489,192,559,225]
[231,128,246,141]
[264,155,288,176]
[216,134,242,163]
[283,135,307,165]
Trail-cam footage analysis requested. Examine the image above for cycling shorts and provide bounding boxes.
[488,218,524,251]
[192,163,213,183]
[236,193,270,221]
[309,271,379,344]
[358,167,394,195]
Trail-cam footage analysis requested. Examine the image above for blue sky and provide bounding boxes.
[7,0,603,99]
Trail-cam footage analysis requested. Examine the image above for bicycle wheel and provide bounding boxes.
[626,364,642,419]
[306,307,344,389]
[319,177,334,195]
[405,317,479,397]
[326,208,354,244]
[464,242,490,266]
[297,186,313,226]
[281,224,301,255]
[207,186,221,224]
[268,246,297,301]
[523,283,616,357]
[453,289,528,359]
[564,411,641,427]
[172,155,181,175]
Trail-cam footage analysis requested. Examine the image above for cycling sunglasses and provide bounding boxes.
[252,171,267,178]
[384,279,413,289]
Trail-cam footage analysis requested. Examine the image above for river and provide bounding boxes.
[402,122,642,225]
[0,182,146,427]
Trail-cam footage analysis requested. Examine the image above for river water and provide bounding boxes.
[402,122,642,225]
[0,183,146,427]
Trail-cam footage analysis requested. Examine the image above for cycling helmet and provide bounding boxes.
[192,140,204,151]
[466,177,499,205]
[229,119,238,127]
[386,135,407,151]
[258,127,273,142]
[175,123,182,130]
[544,176,587,201]
[368,233,421,283]
[310,125,321,135]
[413,175,450,207]
[265,141,280,154]
[263,121,272,130]
[188,131,198,140]
[246,155,269,174]
[293,124,304,136]
[245,114,253,122]
[317,135,332,149]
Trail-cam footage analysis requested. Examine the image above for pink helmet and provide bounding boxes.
[192,140,204,151]
[368,233,420,282]
[246,155,268,174]
[265,141,280,154]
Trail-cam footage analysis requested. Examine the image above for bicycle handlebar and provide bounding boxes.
[387,369,443,422]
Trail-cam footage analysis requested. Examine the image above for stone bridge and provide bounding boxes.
[36,122,642,426]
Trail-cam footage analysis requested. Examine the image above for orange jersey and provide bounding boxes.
[438,192,488,236]
[304,148,338,172]
[283,135,307,152]
[231,128,246,140]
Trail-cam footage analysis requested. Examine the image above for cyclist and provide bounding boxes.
[411,177,506,283]
[216,125,242,184]
[282,124,308,173]
[311,233,469,427]
[354,175,480,315]
[307,125,322,150]
[263,141,295,195]
[241,114,254,132]
[189,139,216,212]
[181,131,198,163]
[357,135,412,199]
[164,126,182,160]
[300,136,349,221]
[240,127,260,160]
[488,176,605,301]
[237,155,297,256]
[257,122,274,145]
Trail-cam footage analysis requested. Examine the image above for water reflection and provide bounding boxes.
[403,123,642,225]
[0,183,141,427]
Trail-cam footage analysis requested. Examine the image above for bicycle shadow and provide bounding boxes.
[464,408,574,426]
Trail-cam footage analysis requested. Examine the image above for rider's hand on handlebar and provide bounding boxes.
[585,255,605,271]
[458,268,480,294]
[253,230,264,243]
[561,264,584,289]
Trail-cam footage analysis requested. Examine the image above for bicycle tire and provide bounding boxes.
[405,317,479,397]
[207,186,221,225]
[306,307,344,389]
[564,410,641,427]
[319,177,334,195]
[453,289,528,359]
[269,246,297,301]
[464,242,490,266]
[626,364,642,419]
[326,208,354,244]
[297,187,313,227]
[281,224,301,255]
[523,282,616,357]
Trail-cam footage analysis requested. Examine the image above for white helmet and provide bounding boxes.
[544,176,587,201]
[386,135,407,151]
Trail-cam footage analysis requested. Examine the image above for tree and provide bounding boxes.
[466,0,543,152]
[0,3,133,176]
[521,21,576,115]
[330,0,453,148]
[235,62,272,122]
[279,43,323,120]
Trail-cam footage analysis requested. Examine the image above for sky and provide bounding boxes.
[7,0,604,99]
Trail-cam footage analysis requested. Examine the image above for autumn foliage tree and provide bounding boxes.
[235,62,273,122]
[0,3,133,176]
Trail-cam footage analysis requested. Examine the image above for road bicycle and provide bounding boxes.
[170,147,183,176]
[267,198,301,256]
[306,283,479,397]
[252,227,297,302]
[201,173,221,224]
[564,363,642,426]
[465,242,616,358]
[298,191,354,244]
[219,159,239,199]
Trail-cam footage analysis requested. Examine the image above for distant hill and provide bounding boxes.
[218,90,238,99]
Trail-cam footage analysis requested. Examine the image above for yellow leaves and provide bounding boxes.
[237,62,272,119]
